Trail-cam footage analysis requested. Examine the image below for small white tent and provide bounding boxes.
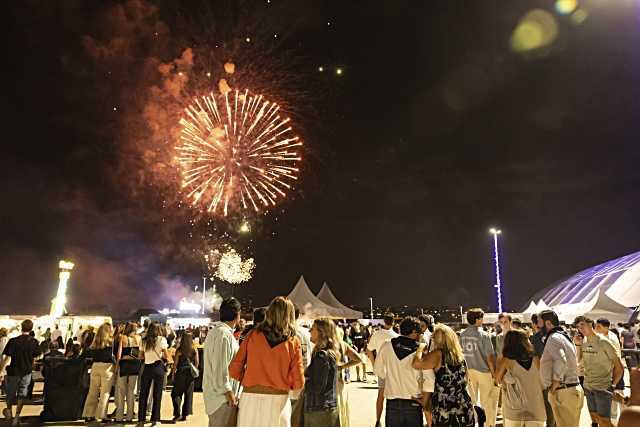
[317,283,363,319]
[287,276,344,319]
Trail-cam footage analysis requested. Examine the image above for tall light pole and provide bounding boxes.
[50,260,74,319]
[489,228,504,313]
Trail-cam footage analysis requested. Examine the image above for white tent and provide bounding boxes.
[287,276,344,319]
[553,290,632,324]
[522,301,539,314]
[317,283,363,319]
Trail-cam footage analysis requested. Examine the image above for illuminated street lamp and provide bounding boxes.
[489,228,504,313]
[50,260,74,319]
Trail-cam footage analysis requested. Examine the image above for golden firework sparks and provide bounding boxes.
[214,248,255,284]
[176,89,302,216]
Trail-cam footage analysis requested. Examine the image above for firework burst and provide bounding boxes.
[176,89,302,216]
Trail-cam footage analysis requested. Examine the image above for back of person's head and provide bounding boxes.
[383,313,395,327]
[178,332,194,357]
[596,318,610,329]
[220,297,242,322]
[90,323,113,350]
[257,296,296,341]
[466,308,484,325]
[123,322,137,336]
[540,310,560,327]
[49,341,59,351]
[511,319,523,329]
[56,336,64,347]
[399,316,421,337]
[312,318,338,358]
[432,324,464,365]
[498,313,513,322]
[530,313,538,324]
[503,329,534,360]
[253,307,267,324]
[144,322,160,350]
[70,343,82,358]
[21,319,34,333]
[0,328,7,338]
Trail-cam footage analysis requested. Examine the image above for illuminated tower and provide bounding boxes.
[50,260,74,318]
[489,228,504,313]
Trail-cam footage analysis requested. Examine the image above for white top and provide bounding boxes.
[203,322,240,415]
[374,340,435,399]
[367,327,399,353]
[421,330,432,349]
[143,336,168,364]
[296,325,313,368]
[51,329,62,341]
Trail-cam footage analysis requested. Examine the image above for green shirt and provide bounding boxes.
[581,334,617,391]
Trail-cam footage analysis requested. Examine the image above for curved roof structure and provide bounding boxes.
[531,250,640,308]
[287,276,344,319]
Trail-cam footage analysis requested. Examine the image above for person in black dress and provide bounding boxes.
[171,333,199,422]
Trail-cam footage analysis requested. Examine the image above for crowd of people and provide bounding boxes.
[0,299,640,427]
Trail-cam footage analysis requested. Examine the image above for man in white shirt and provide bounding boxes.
[374,317,434,427]
[203,298,241,427]
[51,325,62,342]
[367,313,398,427]
[291,307,313,402]
[418,314,433,349]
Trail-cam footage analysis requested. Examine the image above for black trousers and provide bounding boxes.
[171,369,195,417]
[138,361,165,422]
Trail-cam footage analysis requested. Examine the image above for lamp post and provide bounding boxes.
[369,297,374,319]
[489,228,504,313]
[202,276,206,315]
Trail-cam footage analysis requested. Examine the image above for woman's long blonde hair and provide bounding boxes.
[312,318,339,360]
[431,323,465,365]
[257,296,297,342]
[90,323,113,350]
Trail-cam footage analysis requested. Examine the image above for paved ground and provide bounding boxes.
[0,379,610,427]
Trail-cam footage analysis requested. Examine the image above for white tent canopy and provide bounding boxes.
[317,283,363,319]
[287,276,345,319]
[553,290,632,324]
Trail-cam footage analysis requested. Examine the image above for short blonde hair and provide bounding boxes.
[431,323,465,365]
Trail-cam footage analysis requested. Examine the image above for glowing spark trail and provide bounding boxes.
[176,89,302,216]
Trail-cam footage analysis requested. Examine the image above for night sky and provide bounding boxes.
[3,0,640,316]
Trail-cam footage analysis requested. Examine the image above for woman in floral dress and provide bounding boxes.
[413,323,475,427]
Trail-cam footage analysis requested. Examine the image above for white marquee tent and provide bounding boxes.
[287,276,345,319]
[317,282,363,319]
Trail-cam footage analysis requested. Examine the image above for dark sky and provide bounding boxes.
[2,0,639,315]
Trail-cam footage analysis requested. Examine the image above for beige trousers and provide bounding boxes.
[82,362,115,420]
[548,386,584,427]
[115,374,137,421]
[467,369,499,427]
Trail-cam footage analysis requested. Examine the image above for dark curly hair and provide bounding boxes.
[502,329,534,361]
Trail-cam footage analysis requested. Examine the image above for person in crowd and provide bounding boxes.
[512,319,523,330]
[64,338,75,357]
[294,308,313,368]
[166,323,176,348]
[0,319,42,427]
[495,329,546,427]
[55,335,64,352]
[203,297,242,427]
[115,321,141,423]
[171,332,199,422]
[69,343,82,359]
[459,308,498,427]
[495,313,513,359]
[82,322,116,423]
[0,328,8,395]
[233,318,246,340]
[367,313,399,427]
[529,313,554,427]
[374,316,435,427]
[51,324,62,343]
[574,316,623,427]
[229,296,304,427]
[335,324,363,427]
[303,318,340,426]
[349,320,369,382]
[414,323,475,427]
[240,307,267,343]
[45,340,64,359]
[418,314,434,349]
[538,310,583,427]
[82,327,96,355]
[74,325,84,342]
[43,327,52,341]
[138,322,170,427]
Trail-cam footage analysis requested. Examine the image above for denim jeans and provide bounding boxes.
[385,399,423,427]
